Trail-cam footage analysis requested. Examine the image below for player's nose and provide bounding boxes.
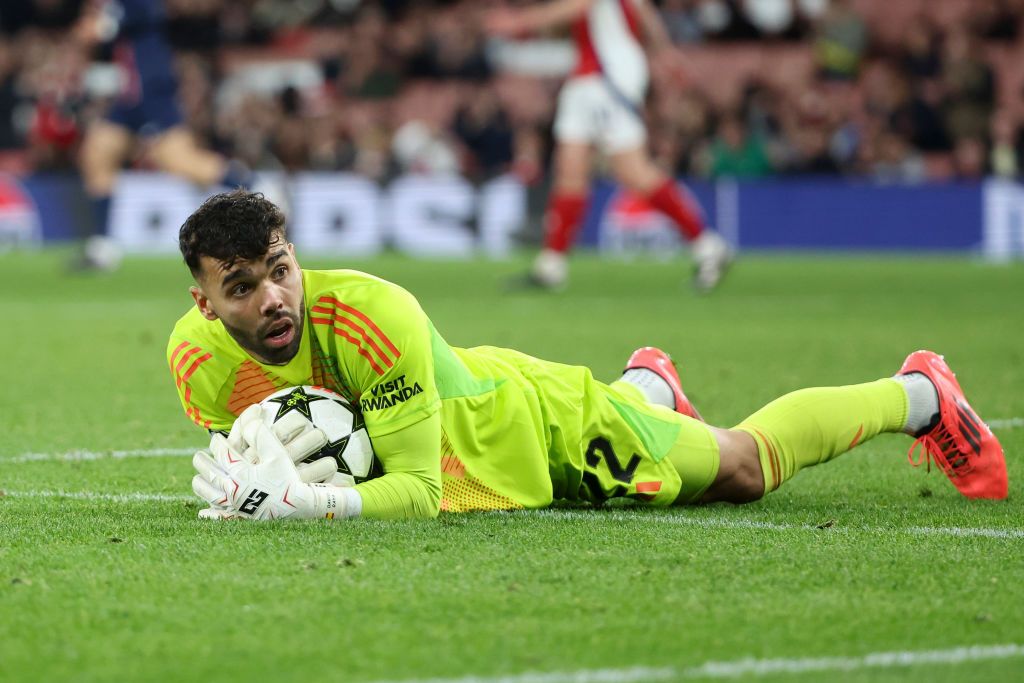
[259,283,285,316]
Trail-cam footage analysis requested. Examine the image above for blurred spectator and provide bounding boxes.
[789,124,840,173]
[0,41,20,149]
[338,6,403,98]
[652,89,714,176]
[901,17,943,81]
[708,110,773,177]
[406,4,492,81]
[969,0,1022,42]
[0,0,83,33]
[989,108,1020,177]
[163,0,222,51]
[660,0,705,44]
[870,129,926,183]
[778,82,842,173]
[742,0,806,41]
[891,19,950,151]
[2,0,1024,182]
[942,27,997,142]
[952,135,989,179]
[695,0,762,41]
[452,85,514,180]
[813,0,868,80]
[392,119,459,175]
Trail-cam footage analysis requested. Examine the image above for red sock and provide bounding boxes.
[647,179,705,241]
[542,193,588,253]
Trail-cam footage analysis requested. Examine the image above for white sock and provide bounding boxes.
[621,368,675,409]
[893,372,940,435]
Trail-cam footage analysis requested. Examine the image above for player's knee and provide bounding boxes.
[704,429,765,504]
[727,452,766,503]
[610,151,662,194]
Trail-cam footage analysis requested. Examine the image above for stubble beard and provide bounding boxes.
[224,308,305,365]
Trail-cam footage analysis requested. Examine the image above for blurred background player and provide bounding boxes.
[73,0,255,270]
[486,0,733,292]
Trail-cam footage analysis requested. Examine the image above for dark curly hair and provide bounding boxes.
[179,190,287,277]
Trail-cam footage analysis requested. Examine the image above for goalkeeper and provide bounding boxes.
[171,191,1008,521]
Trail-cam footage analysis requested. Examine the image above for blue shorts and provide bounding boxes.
[106,83,184,137]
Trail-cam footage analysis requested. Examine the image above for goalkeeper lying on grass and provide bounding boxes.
[170,191,1008,521]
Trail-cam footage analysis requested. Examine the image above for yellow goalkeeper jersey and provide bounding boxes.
[168,269,689,513]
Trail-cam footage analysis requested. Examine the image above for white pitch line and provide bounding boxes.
[989,417,1024,429]
[366,644,1024,683]
[0,447,194,464]
[2,490,195,503]
[531,510,1024,540]
[907,525,1024,539]
[685,643,1024,679]
[3,492,1019,539]
[370,667,678,683]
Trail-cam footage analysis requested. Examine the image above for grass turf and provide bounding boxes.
[1,249,1022,683]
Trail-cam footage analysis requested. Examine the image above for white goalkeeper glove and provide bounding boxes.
[225,404,338,484]
[191,421,361,521]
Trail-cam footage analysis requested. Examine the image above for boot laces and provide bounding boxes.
[907,415,974,477]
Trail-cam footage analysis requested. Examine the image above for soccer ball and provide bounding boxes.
[258,385,381,487]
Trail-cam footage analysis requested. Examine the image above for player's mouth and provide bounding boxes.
[264,319,295,348]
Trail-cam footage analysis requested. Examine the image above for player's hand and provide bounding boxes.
[650,46,692,89]
[226,404,336,484]
[191,422,345,521]
[484,8,528,39]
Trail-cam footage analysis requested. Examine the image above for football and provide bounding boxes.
[258,385,381,487]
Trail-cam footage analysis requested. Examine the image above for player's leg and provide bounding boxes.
[147,126,253,189]
[76,119,134,270]
[528,141,593,287]
[608,147,732,293]
[614,347,759,501]
[665,378,911,504]
[80,120,133,200]
[520,78,597,289]
[614,339,910,503]
[622,348,1006,503]
[694,352,1006,503]
[693,378,911,503]
[608,146,699,232]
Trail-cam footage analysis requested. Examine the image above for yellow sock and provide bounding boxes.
[735,378,908,493]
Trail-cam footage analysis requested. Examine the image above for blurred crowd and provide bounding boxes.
[3,0,1024,182]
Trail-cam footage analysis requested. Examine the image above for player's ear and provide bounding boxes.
[190,286,219,321]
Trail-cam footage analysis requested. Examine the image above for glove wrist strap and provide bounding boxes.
[310,485,362,520]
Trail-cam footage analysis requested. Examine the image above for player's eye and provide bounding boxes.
[231,283,251,297]
[273,265,288,279]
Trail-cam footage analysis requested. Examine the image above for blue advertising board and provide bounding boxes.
[7,172,1019,258]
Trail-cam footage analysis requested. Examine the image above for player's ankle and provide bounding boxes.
[893,372,940,435]
[532,249,568,287]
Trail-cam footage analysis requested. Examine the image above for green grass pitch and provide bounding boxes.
[1,249,1022,683]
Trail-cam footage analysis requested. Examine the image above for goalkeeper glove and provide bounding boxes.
[191,420,361,521]
[225,403,338,484]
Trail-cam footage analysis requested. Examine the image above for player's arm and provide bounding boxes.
[634,0,672,52]
[313,280,447,519]
[485,0,594,38]
[72,1,123,46]
[634,0,692,85]
[351,415,442,519]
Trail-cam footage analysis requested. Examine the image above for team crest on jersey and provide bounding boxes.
[360,374,423,411]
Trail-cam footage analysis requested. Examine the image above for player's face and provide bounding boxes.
[191,234,305,365]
